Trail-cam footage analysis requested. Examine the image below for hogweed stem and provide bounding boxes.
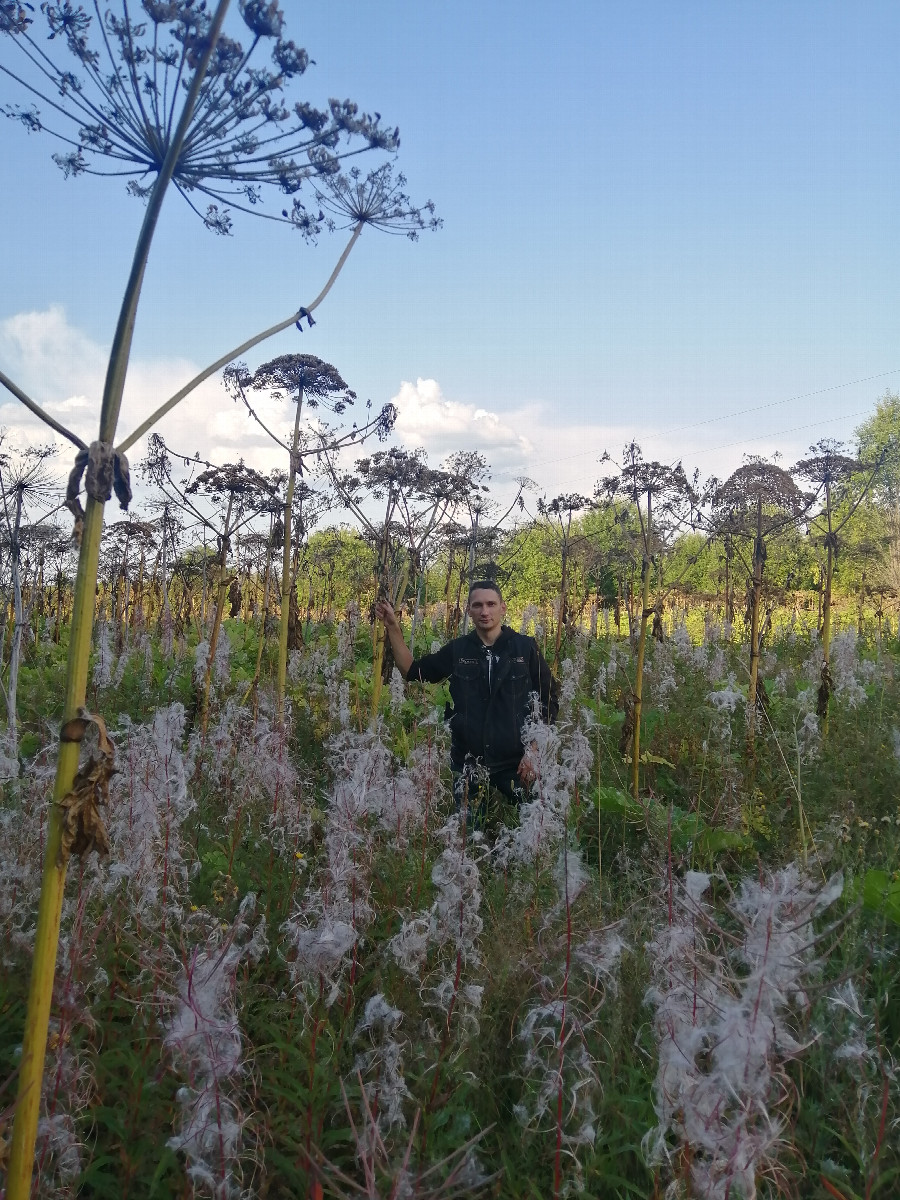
[6,5,231,1190]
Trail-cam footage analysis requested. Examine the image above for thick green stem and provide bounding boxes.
[371,620,387,713]
[410,568,425,648]
[371,564,409,717]
[6,9,230,1192]
[631,558,651,800]
[200,575,229,736]
[100,1,231,442]
[747,507,764,761]
[443,547,455,633]
[276,392,304,724]
[6,498,104,1199]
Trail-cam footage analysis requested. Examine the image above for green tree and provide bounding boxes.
[856,391,900,590]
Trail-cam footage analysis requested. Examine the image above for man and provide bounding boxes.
[375,581,559,820]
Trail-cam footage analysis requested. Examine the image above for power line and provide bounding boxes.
[495,366,899,476]
[660,368,900,437]
[690,408,870,457]
[500,406,870,494]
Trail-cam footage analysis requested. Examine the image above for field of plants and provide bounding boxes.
[1,3,899,1198]
[1,412,900,1199]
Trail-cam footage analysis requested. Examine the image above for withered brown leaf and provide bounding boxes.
[57,712,117,865]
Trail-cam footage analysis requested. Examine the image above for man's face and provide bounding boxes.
[467,588,506,636]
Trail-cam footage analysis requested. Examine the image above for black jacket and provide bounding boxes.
[406,627,559,773]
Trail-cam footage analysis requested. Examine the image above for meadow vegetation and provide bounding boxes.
[1,5,899,1196]
[0,406,899,1199]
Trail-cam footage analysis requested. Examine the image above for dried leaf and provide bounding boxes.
[85,440,115,503]
[57,711,116,865]
[64,447,88,546]
[113,448,132,510]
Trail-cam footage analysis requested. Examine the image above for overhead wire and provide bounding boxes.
[492,365,900,478]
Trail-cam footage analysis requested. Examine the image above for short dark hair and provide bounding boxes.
[467,579,503,601]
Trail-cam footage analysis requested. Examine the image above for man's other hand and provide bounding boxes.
[517,751,538,786]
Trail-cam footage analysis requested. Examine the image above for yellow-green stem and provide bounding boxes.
[200,575,230,737]
[6,9,229,1185]
[631,559,651,800]
[371,566,409,718]
[822,493,834,738]
[371,622,387,715]
[6,497,104,1199]
[276,396,304,724]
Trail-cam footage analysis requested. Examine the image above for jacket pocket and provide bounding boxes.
[453,660,482,683]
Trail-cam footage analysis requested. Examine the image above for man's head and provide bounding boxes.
[467,580,506,643]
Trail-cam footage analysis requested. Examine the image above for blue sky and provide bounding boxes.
[1,1,899,502]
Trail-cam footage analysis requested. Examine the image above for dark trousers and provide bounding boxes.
[452,761,526,830]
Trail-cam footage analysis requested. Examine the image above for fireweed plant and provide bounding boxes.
[0,476,899,1193]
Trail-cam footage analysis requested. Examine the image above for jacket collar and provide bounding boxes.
[466,624,513,651]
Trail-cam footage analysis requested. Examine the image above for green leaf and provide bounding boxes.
[595,786,641,819]
[639,751,675,767]
[694,827,749,857]
[861,869,900,924]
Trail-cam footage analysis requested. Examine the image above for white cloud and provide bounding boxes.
[388,379,641,502]
[0,307,830,521]
[390,378,534,463]
[0,306,290,477]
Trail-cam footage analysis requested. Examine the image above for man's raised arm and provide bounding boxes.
[374,600,414,677]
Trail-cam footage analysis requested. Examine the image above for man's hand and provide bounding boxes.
[374,599,414,677]
[374,600,399,629]
[517,744,539,786]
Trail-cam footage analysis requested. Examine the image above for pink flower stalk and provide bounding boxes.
[353,993,412,1131]
[644,866,843,1200]
[0,746,55,957]
[284,722,396,1002]
[106,703,193,929]
[496,701,592,868]
[164,894,267,1199]
[514,853,625,1197]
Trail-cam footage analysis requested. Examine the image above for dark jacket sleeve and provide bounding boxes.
[530,640,560,724]
[406,640,455,684]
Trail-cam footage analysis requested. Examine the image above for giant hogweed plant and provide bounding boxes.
[0,443,59,757]
[793,440,884,735]
[709,459,810,762]
[597,443,697,800]
[322,447,452,715]
[224,353,397,722]
[0,1,438,1190]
